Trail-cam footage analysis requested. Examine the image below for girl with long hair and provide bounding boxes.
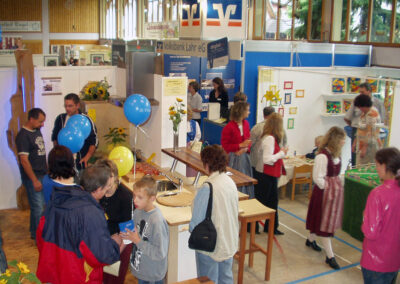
[305,126,346,270]
[258,113,288,235]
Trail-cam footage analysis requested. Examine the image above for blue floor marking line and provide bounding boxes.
[286,262,360,284]
[278,206,362,253]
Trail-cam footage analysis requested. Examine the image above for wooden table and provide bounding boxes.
[162,147,258,187]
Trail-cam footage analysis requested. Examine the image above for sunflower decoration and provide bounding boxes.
[104,127,128,147]
[80,77,111,101]
[169,97,186,133]
[0,260,40,283]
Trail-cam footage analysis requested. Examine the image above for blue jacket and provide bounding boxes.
[37,186,120,284]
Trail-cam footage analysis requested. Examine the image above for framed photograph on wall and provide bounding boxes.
[44,55,58,66]
[51,45,59,54]
[295,89,305,98]
[278,106,284,117]
[284,81,293,90]
[91,54,104,65]
[287,118,294,129]
[284,93,292,104]
[289,107,297,115]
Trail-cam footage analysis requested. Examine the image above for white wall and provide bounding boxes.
[0,66,125,209]
[0,68,19,209]
[256,66,400,169]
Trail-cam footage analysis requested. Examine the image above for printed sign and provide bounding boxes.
[180,0,202,38]
[203,0,245,40]
[207,37,229,69]
[0,21,41,32]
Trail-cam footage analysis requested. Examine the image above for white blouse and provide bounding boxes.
[261,135,285,166]
[313,153,341,189]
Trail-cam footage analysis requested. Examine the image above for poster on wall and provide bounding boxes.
[41,77,62,96]
[180,0,202,38]
[202,0,246,40]
[163,77,187,96]
[207,37,229,69]
[144,22,178,39]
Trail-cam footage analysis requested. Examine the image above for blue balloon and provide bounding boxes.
[124,94,151,126]
[66,114,91,139]
[58,127,85,154]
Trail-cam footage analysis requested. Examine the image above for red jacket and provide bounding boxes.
[221,120,251,153]
[263,138,286,178]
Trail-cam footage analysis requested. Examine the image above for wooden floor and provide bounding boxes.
[0,208,137,283]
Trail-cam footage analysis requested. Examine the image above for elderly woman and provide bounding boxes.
[190,145,239,283]
[97,159,133,284]
[221,101,254,198]
[42,145,76,205]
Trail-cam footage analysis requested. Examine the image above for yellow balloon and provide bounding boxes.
[108,146,134,177]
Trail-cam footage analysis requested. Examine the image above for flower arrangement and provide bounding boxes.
[168,98,186,133]
[104,127,128,147]
[80,77,111,101]
[0,260,41,284]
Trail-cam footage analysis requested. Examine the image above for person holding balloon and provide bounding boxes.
[51,93,98,171]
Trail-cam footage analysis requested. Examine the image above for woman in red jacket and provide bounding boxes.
[259,113,288,235]
[221,101,254,198]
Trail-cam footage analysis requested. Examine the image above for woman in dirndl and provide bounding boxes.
[221,101,254,198]
[305,126,346,270]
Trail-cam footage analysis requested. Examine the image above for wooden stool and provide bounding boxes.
[235,199,276,284]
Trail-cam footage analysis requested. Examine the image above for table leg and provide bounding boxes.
[249,221,256,267]
[193,172,201,186]
[166,226,179,283]
[238,220,247,284]
[170,159,178,172]
[265,213,275,281]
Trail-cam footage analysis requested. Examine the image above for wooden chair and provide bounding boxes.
[291,164,313,200]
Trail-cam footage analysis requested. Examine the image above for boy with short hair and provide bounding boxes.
[121,176,169,284]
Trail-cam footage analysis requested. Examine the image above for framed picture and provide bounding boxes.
[287,118,294,129]
[347,77,361,93]
[278,106,284,117]
[284,81,293,90]
[91,54,104,65]
[343,99,352,113]
[332,78,345,93]
[51,45,59,54]
[284,93,292,104]
[326,101,342,114]
[44,55,58,66]
[289,107,297,115]
[296,89,304,98]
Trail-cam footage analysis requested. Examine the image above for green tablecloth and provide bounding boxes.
[342,177,376,241]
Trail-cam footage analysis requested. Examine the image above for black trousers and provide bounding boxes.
[253,168,279,232]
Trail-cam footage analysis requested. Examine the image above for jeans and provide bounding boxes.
[195,252,234,284]
[137,279,164,284]
[0,230,7,273]
[22,175,45,239]
[362,267,398,284]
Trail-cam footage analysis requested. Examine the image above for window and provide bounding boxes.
[122,0,137,40]
[370,0,392,43]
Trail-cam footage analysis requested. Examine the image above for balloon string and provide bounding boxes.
[134,126,138,180]
[137,126,150,139]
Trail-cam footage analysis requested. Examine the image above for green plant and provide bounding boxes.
[168,98,186,133]
[0,260,41,284]
[104,127,128,147]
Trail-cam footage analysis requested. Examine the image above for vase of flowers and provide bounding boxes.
[104,127,128,152]
[168,98,186,152]
[80,77,111,101]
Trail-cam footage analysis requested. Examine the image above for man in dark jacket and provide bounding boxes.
[52,93,98,170]
[36,161,121,284]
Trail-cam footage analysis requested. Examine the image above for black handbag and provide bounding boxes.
[188,182,217,252]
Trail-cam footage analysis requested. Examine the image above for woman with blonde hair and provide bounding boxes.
[257,113,288,235]
[305,126,346,270]
[221,101,254,198]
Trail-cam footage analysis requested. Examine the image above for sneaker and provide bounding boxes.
[305,239,322,251]
[325,257,340,270]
